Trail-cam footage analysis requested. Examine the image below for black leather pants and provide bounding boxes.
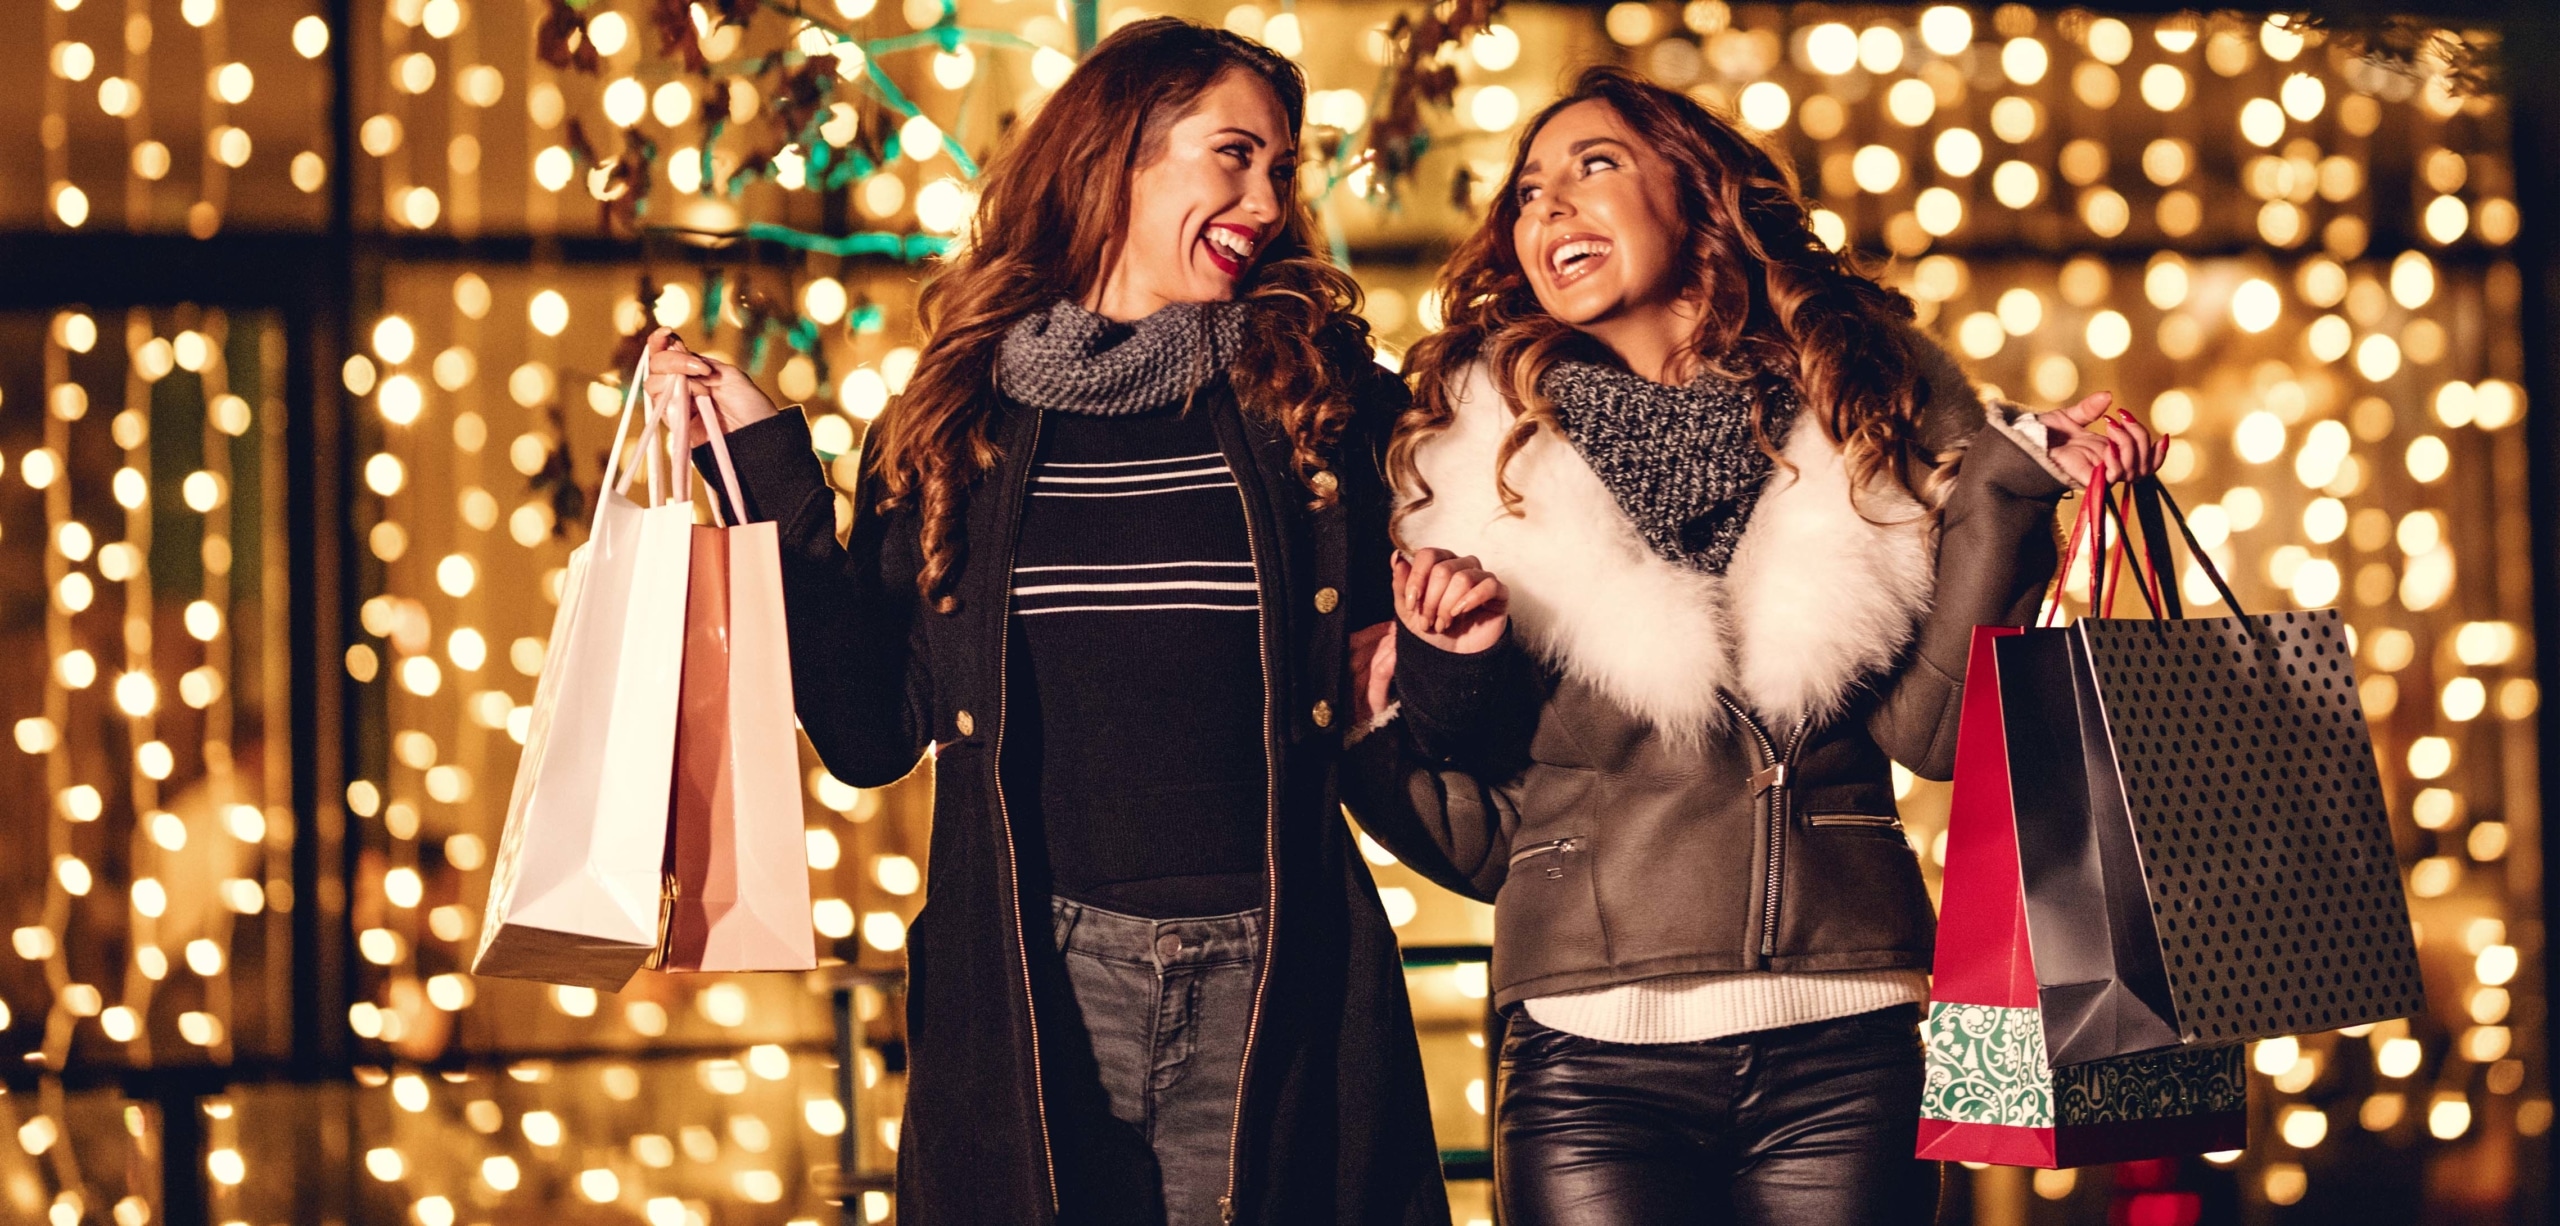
[1495,1004,1939,1225]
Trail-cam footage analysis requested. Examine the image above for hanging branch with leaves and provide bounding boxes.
[2286,14,2499,99]
[1359,0,1503,194]
[535,0,1030,246]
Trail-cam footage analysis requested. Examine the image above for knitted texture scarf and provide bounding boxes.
[1540,359,1800,576]
[993,298,1248,415]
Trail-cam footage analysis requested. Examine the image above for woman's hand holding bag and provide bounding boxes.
[2035,390,2170,489]
[644,326,781,452]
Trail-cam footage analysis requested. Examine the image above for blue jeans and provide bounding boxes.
[1046,897,1264,1226]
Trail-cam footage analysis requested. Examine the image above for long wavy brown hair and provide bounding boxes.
[869,17,1372,610]
[1392,66,1939,530]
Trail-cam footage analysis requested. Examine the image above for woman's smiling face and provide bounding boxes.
[1097,69,1297,319]
[1510,100,1694,333]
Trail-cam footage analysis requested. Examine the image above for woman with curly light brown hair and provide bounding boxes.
[643,19,1458,1225]
[1347,66,2164,1223]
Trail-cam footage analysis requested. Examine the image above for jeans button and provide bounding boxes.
[1155,933,1183,961]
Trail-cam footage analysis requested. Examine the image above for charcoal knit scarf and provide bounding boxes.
[1540,359,1800,576]
[993,298,1248,415]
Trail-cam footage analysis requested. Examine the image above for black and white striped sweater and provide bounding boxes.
[1002,405,1268,918]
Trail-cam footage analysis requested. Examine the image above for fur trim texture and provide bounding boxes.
[1399,362,1938,738]
[1343,701,1400,747]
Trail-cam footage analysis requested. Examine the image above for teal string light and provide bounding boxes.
[699,270,726,333]
[742,224,951,261]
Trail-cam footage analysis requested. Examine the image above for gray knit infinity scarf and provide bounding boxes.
[993,298,1248,415]
[1541,360,1799,576]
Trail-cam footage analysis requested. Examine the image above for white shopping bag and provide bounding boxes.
[474,355,698,992]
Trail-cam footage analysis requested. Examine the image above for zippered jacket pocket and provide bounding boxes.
[1492,832,1609,993]
[1805,812,1904,832]
[1508,836,1584,877]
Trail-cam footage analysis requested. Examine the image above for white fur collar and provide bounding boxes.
[1400,361,1937,738]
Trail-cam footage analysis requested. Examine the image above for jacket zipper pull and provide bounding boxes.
[1750,763,1788,794]
[1219,1194,1237,1223]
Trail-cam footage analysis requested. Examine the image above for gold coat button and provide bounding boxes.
[955,710,975,737]
[1311,700,1334,728]
[1314,586,1339,613]
[1309,470,1338,495]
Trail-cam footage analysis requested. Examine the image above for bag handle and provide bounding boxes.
[2042,467,2173,624]
[596,348,756,530]
[675,382,752,530]
[2130,477,2184,620]
[2145,478,2248,619]
[2098,481,2165,620]
[2040,470,2103,628]
[592,350,665,536]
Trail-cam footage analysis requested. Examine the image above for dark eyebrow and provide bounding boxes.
[1519,136,1630,180]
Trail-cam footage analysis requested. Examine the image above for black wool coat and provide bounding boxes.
[703,369,1453,1226]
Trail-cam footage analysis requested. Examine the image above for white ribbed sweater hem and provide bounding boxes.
[1521,970,1931,1045]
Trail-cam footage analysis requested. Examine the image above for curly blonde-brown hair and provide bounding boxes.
[868,17,1372,611]
[1392,66,1940,531]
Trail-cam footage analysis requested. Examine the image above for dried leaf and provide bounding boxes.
[651,0,709,74]
[769,58,833,145]
[534,0,600,74]
[592,129,659,236]
[531,402,587,540]
[616,272,660,365]
[563,118,600,167]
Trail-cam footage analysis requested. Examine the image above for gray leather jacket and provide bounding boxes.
[1345,347,2071,1010]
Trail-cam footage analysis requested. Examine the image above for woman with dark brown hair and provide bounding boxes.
[643,19,1464,1226]
[1348,67,2164,1222]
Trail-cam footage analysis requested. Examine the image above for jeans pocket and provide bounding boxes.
[1049,898,1078,952]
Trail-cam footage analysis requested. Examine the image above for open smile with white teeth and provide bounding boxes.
[1547,236,1614,285]
[1203,224,1259,275]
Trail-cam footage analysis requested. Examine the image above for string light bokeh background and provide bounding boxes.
[1,1,2556,1223]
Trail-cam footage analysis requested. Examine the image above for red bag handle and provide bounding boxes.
[2043,464,2133,626]
[2039,422,2175,626]
[2040,470,2101,628]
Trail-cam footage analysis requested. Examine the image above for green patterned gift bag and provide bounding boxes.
[1921,999,2246,1167]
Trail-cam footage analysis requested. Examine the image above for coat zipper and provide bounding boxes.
[1720,694,1808,962]
[991,409,1060,1213]
[1218,447,1282,1225]
[1507,836,1583,869]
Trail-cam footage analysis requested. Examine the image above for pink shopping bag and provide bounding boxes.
[656,396,816,973]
